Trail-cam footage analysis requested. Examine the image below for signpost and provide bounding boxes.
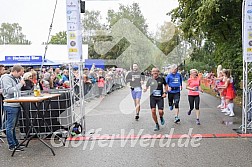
[66,0,85,135]
[242,0,252,133]
[243,0,252,62]
[66,0,83,62]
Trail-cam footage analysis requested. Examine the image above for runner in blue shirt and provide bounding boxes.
[165,64,183,123]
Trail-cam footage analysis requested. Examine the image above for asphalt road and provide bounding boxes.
[1,85,251,167]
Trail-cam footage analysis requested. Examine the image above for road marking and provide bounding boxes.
[66,133,252,141]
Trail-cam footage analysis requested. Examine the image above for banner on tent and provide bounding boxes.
[5,56,43,62]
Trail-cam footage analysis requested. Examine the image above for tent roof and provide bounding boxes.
[0,59,60,66]
[0,44,88,64]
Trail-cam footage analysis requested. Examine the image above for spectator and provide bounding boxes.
[55,68,62,81]
[0,64,6,138]
[1,65,25,151]
[97,70,105,98]
[61,70,69,83]
[21,72,34,91]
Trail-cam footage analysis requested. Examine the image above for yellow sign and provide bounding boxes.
[247,48,252,52]
[69,48,78,52]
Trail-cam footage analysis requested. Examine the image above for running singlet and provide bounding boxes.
[146,77,167,97]
[188,78,200,96]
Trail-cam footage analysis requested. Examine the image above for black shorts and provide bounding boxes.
[150,96,164,110]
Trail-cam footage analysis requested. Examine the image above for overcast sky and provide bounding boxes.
[0,0,178,45]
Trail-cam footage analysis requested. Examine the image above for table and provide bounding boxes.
[4,94,61,156]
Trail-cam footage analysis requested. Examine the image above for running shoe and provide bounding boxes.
[135,113,139,120]
[196,119,200,125]
[174,116,180,123]
[187,109,192,115]
[160,117,165,125]
[154,124,160,131]
[169,105,173,111]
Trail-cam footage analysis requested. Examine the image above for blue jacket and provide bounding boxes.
[165,72,182,93]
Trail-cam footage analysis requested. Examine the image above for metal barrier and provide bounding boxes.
[247,90,252,129]
[84,76,125,101]
[0,75,126,141]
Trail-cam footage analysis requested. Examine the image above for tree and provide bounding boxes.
[94,2,149,62]
[169,0,242,88]
[82,10,103,44]
[107,3,148,35]
[0,23,31,44]
[156,22,182,55]
[49,31,67,44]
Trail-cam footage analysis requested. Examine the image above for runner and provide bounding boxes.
[165,64,183,123]
[186,69,203,125]
[126,63,145,120]
[144,68,167,131]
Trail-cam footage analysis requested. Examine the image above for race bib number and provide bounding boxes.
[152,90,162,96]
[134,87,142,92]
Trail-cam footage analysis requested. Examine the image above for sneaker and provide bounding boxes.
[221,108,228,113]
[9,146,24,152]
[135,114,139,120]
[196,119,200,125]
[217,105,222,109]
[0,132,6,138]
[225,112,231,116]
[169,105,173,111]
[229,113,235,117]
[16,143,26,148]
[174,117,180,123]
[187,109,192,115]
[160,117,165,125]
[154,124,160,131]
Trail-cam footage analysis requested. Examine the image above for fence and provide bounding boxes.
[0,75,126,141]
[247,90,252,129]
[84,75,126,101]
